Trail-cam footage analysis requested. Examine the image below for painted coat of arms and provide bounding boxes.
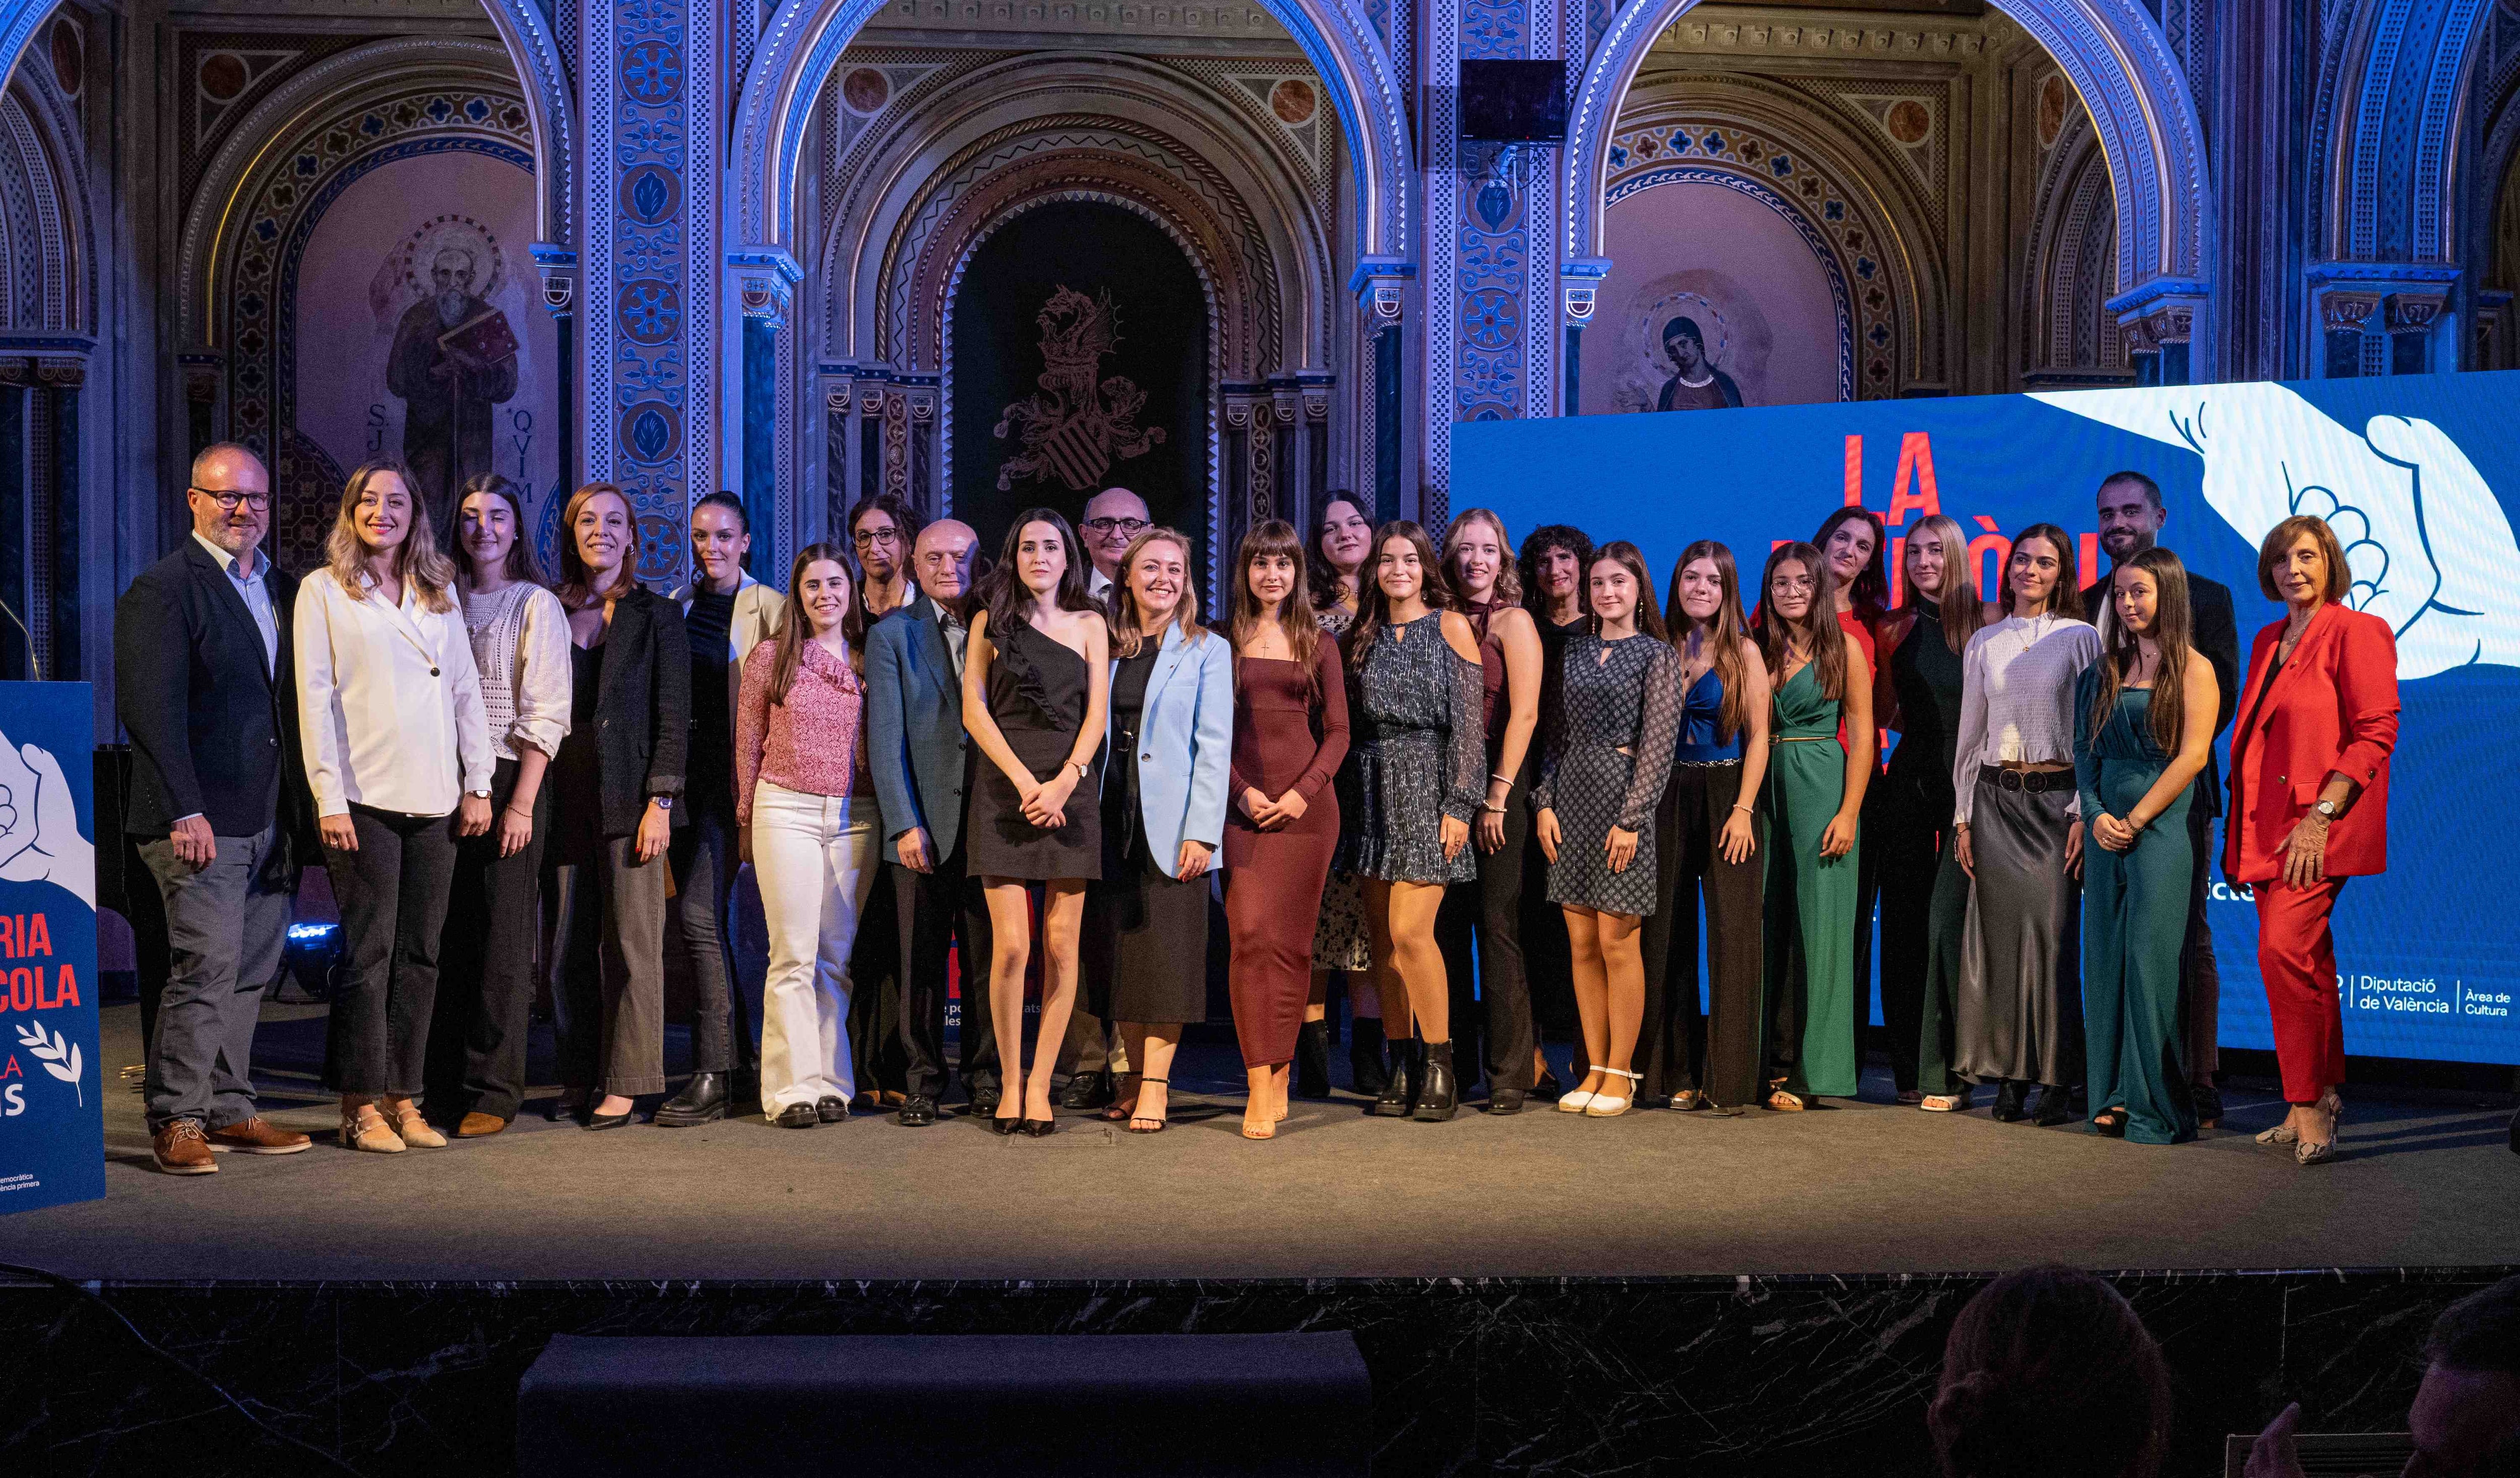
[993,285,1166,491]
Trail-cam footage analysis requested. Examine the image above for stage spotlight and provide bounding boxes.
[279,921,342,1003]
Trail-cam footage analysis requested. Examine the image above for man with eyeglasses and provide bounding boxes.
[116,443,318,1174]
[849,492,924,619]
[1078,486,1152,607]
[1056,486,1151,1109]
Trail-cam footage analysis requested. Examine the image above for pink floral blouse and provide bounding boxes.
[733,637,869,824]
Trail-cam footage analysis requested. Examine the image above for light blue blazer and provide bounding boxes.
[1109,622,1234,866]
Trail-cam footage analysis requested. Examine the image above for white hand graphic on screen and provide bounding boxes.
[0,732,95,910]
[2028,382,2520,679]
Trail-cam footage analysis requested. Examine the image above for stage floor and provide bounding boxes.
[11,1002,2517,1282]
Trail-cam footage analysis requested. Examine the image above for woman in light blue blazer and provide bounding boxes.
[1086,527,1234,1132]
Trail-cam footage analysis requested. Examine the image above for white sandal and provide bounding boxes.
[1584,1067,1641,1118]
[1555,1081,1597,1113]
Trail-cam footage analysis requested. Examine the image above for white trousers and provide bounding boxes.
[749,780,879,1117]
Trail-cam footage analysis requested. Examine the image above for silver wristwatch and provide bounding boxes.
[2312,798,2340,820]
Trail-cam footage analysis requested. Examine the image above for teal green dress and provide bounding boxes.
[2073,669,2198,1145]
[1762,663,1859,1098]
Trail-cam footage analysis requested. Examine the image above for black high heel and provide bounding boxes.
[1127,1077,1170,1134]
[1020,1116,1056,1137]
[990,1111,1021,1136]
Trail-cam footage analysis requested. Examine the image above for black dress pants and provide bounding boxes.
[1870,771,1949,1096]
[1637,762,1765,1107]
[670,779,750,1075]
[1435,761,1534,1094]
[427,759,549,1120]
[324,805,459,1097]
[895,833,998,1102]
[850,863,909,1096]
[2180,801,2221,1088]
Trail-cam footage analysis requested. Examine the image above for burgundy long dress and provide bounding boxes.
[1223,638,1351,1066]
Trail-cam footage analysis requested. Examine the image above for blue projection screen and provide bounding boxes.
[1454,372,2520,1067]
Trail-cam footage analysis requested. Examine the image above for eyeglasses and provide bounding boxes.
[1082,517,1151,536]
[194,486,271,511]
[853,528,900,548]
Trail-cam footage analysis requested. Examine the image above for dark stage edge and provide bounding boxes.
[6,1268,2517,1477]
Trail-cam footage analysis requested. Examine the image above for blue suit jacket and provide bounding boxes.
[1108,623,1234,866]
[866,593,971,855]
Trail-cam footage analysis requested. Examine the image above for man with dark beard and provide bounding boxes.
[388,246,519,533]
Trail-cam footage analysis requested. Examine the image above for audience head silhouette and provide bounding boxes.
[1929,1266,2169,1478]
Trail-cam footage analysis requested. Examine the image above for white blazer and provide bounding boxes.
[673,571,786,712]
[295,567,495,818]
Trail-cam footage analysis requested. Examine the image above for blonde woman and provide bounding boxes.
[1087,527,1233,1133]
[1435,509,1545,1113]
[294,462,494,1153]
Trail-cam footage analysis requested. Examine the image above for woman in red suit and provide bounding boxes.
[2225,514,2399,1166]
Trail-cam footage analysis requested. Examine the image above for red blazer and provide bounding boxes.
[2224,603,2399,883]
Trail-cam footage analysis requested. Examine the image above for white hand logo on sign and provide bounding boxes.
[0,730,94,909]
[2028,382,2520,679]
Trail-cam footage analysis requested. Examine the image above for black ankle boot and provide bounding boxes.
[1350,1017,1391,1097]
[1369,1038,1416,1117]
[654,1071,728,1127]
[1295,1020,1332,1100]
[1413,1041,1459,1122]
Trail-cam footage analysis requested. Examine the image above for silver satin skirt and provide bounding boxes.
[1952,774,2085,1088]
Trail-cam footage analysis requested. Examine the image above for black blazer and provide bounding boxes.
[115,539,316,847]
[2084,563,2238,818]
[574,585,691,838]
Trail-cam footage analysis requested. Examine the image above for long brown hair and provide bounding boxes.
[1348,520,1454,674]
[455,473,546,591]
[2000,522,2086,622]
[326,461,457,613]
[1666,539,1750,742]
[1904,513,1986,654]
[555,483,642,609]
[1590,541,1666,641]
[766,543,866,704]
[1928,1266,2169,1478]
[1229,520,1322,698]
[2086,545,2192,756]
[1108,526,1209,658]
[1441,507,1523,607]
[1753,541,1848,702]
[982,506,1099,636]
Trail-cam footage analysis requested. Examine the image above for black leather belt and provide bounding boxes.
[1979,765,2074,795]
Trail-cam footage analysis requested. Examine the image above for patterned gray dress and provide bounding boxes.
[1534,633,1684,916]
[1340,612,1486,885]
[1311,604,1373,971]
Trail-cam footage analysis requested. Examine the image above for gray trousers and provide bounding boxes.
[139,823,292,1132]
[548,836,670,1097]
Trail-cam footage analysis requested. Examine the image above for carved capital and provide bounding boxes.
[2319,291,2382,336]
[2384,292,2446,336]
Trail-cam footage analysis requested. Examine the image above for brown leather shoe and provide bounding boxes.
[152,1120,218,1175]
[456,1111,509,1138]
[206,1117,312,1155]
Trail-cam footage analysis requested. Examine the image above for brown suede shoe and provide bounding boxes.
[152,1120,218,1175]
[455,1111,509,1138]
[206,1117,312,1155]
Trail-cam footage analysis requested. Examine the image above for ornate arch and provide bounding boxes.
[0,52,91,338]
[732,0,1410,268]
[2021,110,2125,380]
[1605,72,1950,399]
[1564,0,2212,317]
[180,40,531,570]
[473,0,577,249]
[816,52,1333,379]
[2322,0,2495,265]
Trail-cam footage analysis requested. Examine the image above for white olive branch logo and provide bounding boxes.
[14,1020,83,1106]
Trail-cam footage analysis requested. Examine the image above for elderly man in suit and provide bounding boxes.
[2082,469,2241,1127]
[865,518,998,1126]
[117,443,317,1174]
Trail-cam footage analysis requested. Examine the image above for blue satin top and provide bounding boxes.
[1673,666,1743,763]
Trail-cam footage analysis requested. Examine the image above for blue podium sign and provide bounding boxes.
[0,681,102,1214]
[1458,372,2520,1067]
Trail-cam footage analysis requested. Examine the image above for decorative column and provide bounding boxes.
[1558,262,1604,416]
[1356,271,1410,525]
[2384,292,2448,376]
[2109,283,2210,386]
[579,0,720,586]
[530,244,579,499]
[730,245,801,574]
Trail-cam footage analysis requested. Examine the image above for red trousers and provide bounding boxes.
[2253,875,2349,1104]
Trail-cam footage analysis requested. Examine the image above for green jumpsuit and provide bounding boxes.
[1762,663,1859,1098]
